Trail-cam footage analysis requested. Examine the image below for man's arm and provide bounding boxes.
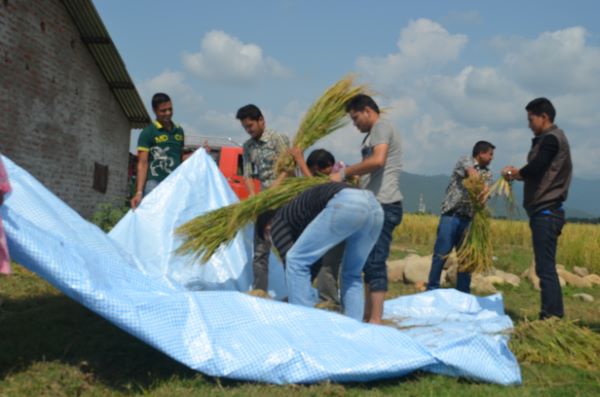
[289,147,312,177]
[519,135,559,180]
[330,144,388,182]
[241,144,257,196]
[244,177,256,196]
[502,135,559,182]
[131,150,149,209]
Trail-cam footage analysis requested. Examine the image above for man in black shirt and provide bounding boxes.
[257,182,383,320]
[502,97,572,319]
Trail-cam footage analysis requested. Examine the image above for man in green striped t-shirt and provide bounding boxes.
[131,93,184,209]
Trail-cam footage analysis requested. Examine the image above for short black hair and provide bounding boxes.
[472,141,496,157]
[345,94,380,114]
[306,149,335,171]
[256,209,277,240]
[151,93,171,109]
[525,97,556,122]
[236,104,263,121]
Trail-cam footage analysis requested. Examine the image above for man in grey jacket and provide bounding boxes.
[502,97,572,319]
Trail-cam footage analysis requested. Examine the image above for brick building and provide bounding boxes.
[0,0,150,218]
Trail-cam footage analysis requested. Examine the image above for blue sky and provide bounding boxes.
[95,0,600,179]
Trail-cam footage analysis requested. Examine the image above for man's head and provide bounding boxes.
[345,94,380,133]
[151,93,173,125]
[236,104,266,140]
[525,97,556,136]
[306,149,335,175]
[472,140,495,167]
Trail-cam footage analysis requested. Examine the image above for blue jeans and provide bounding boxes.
[363,202,403,292]
[427,214,472,293]
[530,209,565,319]
[285,189,383,320]
[143,179,159,196]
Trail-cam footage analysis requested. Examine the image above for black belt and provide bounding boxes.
[443,210,470,219]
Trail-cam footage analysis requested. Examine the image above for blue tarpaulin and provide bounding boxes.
[1,151,521,385]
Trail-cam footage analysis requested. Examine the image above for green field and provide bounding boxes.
[1,214,599,396]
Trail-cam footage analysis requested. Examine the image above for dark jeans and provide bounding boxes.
[310,242,344,304]
[427,214,472,293]
[530,209,566,319]
[363,202,403,292]
[252,222,271,291]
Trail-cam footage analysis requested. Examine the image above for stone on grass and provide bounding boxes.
[403,254,432,284]
[572,293,594,303]
[485,275,505,286]
[387,259,408,282]
[471,274,497,295]
[584,274,600,286]
[557,269,593,288]
[573,266,589,278]
[495,269,521,287]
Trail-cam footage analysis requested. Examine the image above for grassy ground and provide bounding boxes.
[1,215,600,396]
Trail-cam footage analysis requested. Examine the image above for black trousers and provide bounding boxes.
[529,209,565,319]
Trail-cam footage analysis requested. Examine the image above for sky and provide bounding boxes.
[95,0,600,180]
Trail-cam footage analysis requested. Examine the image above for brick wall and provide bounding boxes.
[0,0,131,218]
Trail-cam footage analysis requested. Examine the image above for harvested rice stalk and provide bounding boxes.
[274,75,368,175]
[510,318,600,371]
[456,174,493,273]
[487,177,519,217]
[175,176,329,262]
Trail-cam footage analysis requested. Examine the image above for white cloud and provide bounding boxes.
[138,69,203,114]
[182,30,292,82]
[352,20,600,178]
[356,19,467,85]
[502,27,600,95]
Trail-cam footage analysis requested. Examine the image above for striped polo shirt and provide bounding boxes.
[270,182,354,263]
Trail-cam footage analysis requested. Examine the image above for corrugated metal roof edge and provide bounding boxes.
[61,0,151,129]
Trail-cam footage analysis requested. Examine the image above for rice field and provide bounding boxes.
[396,213,600,274]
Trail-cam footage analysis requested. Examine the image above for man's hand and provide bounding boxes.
[501,166,520,181]
[288,146,303,162]
[130,192,142,210]
[329,172,343,182]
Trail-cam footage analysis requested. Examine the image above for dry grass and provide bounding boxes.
[510,318,600,371]
[395,214,600,274]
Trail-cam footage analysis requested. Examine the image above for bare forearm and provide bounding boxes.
[136,160,148,193]
[244,178,256,196]
[345,158,383,177]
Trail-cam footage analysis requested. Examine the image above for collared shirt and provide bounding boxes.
[440,155,493,218]
[242,129,290,189]
[137,120,184,182]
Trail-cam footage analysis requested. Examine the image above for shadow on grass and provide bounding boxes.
[0,294,198,391]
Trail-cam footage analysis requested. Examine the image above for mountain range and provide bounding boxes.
[401,172,600,219]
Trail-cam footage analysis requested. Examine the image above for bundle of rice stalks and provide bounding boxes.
[457,174,493,273]
[510,318,600,371]
[274,75,368,175]
[175,176,329,262]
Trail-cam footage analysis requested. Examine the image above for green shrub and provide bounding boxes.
[91,201,129,232]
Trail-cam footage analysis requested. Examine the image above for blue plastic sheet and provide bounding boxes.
[1,152,521,385]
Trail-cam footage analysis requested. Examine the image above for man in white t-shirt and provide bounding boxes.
[330,94,403,324]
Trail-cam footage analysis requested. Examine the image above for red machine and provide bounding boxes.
[184,137,260,200]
